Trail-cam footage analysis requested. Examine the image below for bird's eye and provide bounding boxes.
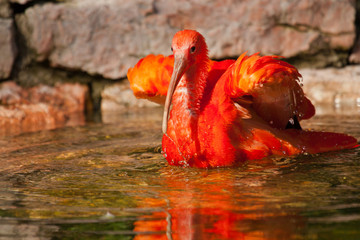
[190,46,196,53]
[171,47,173,52]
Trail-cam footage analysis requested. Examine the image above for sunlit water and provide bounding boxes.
[0,108,359,239]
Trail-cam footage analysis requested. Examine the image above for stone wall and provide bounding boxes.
[0,0,358,81]
[0,0,17,79]
[0,0,359,120]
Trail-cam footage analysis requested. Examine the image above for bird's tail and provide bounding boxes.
[288,130,359,154]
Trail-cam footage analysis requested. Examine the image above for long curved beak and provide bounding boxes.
[162,54,187,134]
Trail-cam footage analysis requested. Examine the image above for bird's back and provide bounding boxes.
[204,54,358,163]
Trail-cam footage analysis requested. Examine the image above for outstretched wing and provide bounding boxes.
[127,54,174,104]
[128,54,235,105]
[225,53,315,129]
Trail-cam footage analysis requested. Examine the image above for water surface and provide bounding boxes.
[0,108,359,239]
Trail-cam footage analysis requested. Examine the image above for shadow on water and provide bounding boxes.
[0,108,360,239]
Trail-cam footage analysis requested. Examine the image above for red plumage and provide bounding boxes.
[128,30,358,168]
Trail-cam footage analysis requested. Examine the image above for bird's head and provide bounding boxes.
[162,30,208,133]
[171,29,208,68]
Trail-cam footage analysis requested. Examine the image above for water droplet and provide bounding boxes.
[101,211,115,220]
[288,118,294,125]
[269,120,274,125]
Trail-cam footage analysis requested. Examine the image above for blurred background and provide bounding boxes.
[0,0,359,135]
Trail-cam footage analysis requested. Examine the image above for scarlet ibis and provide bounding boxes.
[128,30,358,168]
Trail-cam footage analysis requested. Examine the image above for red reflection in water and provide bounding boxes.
[133,164,305,240]
[134,208,247,240]
[134,208,304,240]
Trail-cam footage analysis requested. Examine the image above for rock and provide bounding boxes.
[0,0,12,18]
[101,80,161,124]
[16,63,95,87]
[16,0,168,79]
[9,0,33,4]
[101,80,158,112]
[15,0,357,79]
[0,81,23,105]
[0,18,17,79]
[0,81,88,135]
[301,65,360,115]
[181,0,356,60]
[349,37,360,64]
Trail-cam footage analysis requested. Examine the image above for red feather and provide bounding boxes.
[128,30,358,168]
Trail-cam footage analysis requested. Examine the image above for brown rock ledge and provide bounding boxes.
[0,81,88,136]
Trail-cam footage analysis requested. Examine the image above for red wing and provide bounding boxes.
[287,130,359,154]
[127,54,174,104]
[127,55,235,105]
[225,53,315,129]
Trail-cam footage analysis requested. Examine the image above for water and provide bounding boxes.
[0,108,359,239]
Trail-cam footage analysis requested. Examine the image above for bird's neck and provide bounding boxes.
[172,59,210,115]
[168,58,210,164]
